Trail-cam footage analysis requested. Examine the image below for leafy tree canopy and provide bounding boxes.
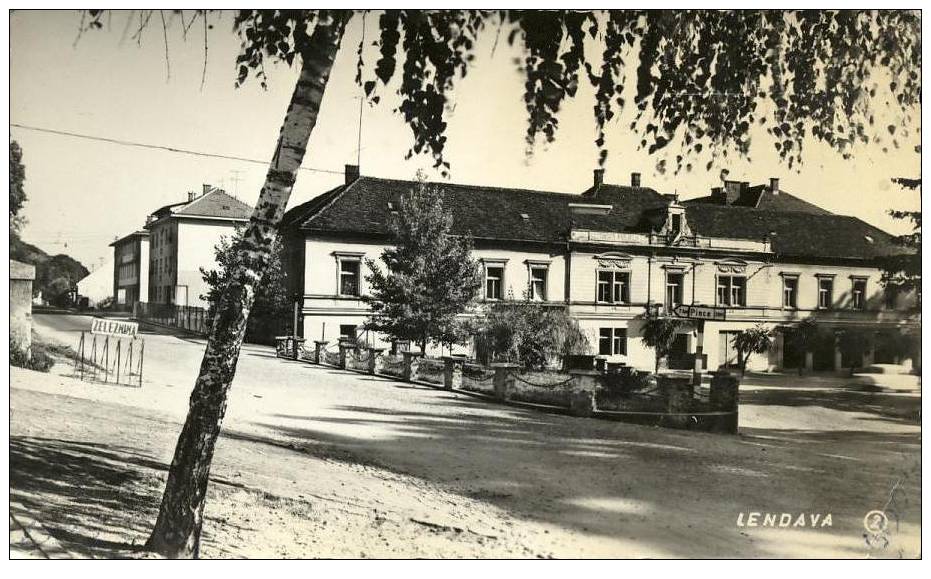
[201,229,291,344]
[881,176,921,302]
[217,9,921,175]
[364,177,482,352]
[10,140,26,233]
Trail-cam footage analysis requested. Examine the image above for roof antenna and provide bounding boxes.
[356,11,366,169]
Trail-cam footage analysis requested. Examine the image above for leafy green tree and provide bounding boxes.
[732,324,774,376]
[881,176,920,307]
[480,297,589,369]
[364,178,482,353]
[77,9,920,557]
[46,276,74,307]
[639,316,688,373]
[9,140,26,234]
[201,231,291,345]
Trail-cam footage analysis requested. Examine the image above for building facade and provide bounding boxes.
[110,230,149,310]
[281,166,918,373]
[144,185,253,309]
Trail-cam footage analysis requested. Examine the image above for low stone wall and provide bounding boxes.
[380,354,406,378]
[297,348,741,434]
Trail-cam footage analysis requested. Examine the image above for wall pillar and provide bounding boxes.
[491,363,520,400]
[804,351,814,373]
[710,371,740,434]
[313,340,328,364]
[442,355,466,390]
[367,347,385,375]
[659,375,694,429]
[568,369,601,417]
[402,351,424,382]
[338,339,354,370]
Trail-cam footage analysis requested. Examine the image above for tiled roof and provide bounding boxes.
[282,176,904,261]
[175,189,253,219]
[285,177,584,242]
[109,230,150,247]
[684,204,902,260]
[685,186,831,215]
[150,189,253,222]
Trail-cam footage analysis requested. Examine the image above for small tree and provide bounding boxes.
[639,316,687,374]
[10,140,27,235]
[364,178,482,353]
[837,328,874,376]
[732,324,774,376]
[480,297,588,369]
[881,176,921,308]
[201,231,291,345]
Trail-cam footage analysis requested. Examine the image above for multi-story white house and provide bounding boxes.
[281,165,918,373]
[110,230,149,310]
[144,185,252,308]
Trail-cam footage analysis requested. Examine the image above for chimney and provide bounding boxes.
[711,186,725,204]
[202,183,212,196]
[631,172,641,187]
[593,168,605,187]
[769,177,780,195]
[345,164,360,185]
[724,180,743,205]
[187,191,195,202]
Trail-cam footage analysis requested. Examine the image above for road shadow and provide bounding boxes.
[9,436,252,559]
[740,387,921,425]
[232,385,917,558]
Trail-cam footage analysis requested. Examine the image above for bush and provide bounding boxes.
[478,299,589,370]
[10,338,54,372]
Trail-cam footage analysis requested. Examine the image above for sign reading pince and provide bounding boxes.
[672,304,727,321]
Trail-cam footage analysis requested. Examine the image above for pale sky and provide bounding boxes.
[10,10,921,270]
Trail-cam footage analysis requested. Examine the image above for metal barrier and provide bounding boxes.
[133,302,209,335]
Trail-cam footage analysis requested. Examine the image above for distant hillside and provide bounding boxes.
[10,234,90,304]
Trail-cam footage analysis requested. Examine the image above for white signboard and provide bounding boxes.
[672,304,727,321]
[90,317,139,338]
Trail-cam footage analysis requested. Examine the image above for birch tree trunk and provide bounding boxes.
[145,18,344,559]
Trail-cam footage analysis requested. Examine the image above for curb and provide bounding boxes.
[9,503,80,559]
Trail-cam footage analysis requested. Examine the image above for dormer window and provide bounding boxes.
[671,213,682,235]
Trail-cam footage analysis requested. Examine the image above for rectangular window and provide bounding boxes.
[339,259,361,296]
[671,213,682,234]
[782,276,798,309]
[598,328,627,356]
[884,286,898,310]
[597,270,630,303]
[818,277,834,309]
[529,267,547,301]
[485,265,504,300]
[851,278,867,310]
[339,325,357,339]
[665,272,684,310]
[716,276,746,307]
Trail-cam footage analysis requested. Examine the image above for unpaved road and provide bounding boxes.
[10,313,921,558]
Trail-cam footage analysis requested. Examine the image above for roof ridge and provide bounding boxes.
[360,175,582,199]
[178,188,252,216]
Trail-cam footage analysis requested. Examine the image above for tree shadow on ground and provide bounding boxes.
[740,387,921,425]
[235,385,919,558]
[9,437,163,557]
[9,436,254,559]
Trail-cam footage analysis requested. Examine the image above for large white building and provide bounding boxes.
[281,166,918,373]
[143,185,252,308]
